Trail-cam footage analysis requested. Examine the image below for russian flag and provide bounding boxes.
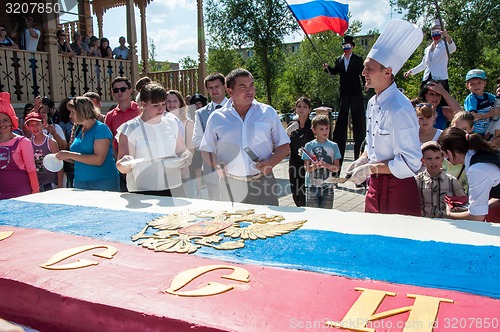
[288,0,349,36]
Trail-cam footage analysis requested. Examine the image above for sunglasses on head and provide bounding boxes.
[416,103,433,108]
[112,87,128,93]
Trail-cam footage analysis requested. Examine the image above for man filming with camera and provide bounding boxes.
[11,16,40,52]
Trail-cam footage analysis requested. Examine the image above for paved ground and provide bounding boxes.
[273,144,366,212]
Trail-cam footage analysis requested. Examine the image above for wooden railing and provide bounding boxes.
[0,49,50,104]
[148,68,198,97]
[0,48,132,106]
[56,55,132,102]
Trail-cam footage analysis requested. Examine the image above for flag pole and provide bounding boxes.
[285,3,327,64]
[433,0,450,57]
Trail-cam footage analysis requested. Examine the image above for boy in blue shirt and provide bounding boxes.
[463,69,497,136]
[302,115,341,209]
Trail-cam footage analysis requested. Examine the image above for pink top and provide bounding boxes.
[0,136,36,172]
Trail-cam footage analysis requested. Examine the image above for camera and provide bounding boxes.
[42,96,50,105]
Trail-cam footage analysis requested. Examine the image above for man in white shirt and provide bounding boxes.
[347,20,423,216]
[200,68,290,206]
[404,20,456,92]
[192,73,228,200]
[11,16,40,52]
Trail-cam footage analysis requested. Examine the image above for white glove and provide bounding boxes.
[346,164,371,185]
[298,147,304,157]
[118,155,134,168]
[178,150,193,168]
[346,155,369,175]
[286,121,299,135]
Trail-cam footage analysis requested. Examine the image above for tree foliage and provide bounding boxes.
[207,44,245,76]
[391,0,500,101]
[147,38,171,72]
[205,0,297,104]
[179,56,198,69]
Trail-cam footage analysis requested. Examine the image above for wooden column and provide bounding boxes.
[80,0,93,36]
[140,5,149,76]
[126,0,140,89]
[97,11,104,39]
[197,0,207,95]
[42,0,62,102]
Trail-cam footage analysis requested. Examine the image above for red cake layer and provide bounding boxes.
[1,226,499,331]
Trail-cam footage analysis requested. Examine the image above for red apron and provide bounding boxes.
[365,174,421,216]
[0,138,31,200]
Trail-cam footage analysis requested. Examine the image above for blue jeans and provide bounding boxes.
[74,176,120,191]
[306,185,334,209]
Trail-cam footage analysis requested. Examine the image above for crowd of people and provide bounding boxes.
[1,18,500,223]
[56,30,129,59]
[0,15,128,59]
[285,19,500,221]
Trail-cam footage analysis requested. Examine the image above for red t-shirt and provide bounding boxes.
[104,101,141,150]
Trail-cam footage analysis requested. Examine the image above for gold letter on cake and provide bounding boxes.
[40,245,118,270]
[0,231,13,241]
[325,287,453,332]
[166,265,250,297]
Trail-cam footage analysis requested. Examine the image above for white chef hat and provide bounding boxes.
[366,19,423,75]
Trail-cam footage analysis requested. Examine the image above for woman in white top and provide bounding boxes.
[166,89,195,198]
[438,127,500,222]
[416,103,442,144]
[116,83,192,196]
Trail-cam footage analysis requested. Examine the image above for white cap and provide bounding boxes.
[367,19,423,75]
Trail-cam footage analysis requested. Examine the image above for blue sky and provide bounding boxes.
[61,0,403,66]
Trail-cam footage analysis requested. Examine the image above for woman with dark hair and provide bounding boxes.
[286,96,315,207]
[437,127,500,221]
[100,37,113,59]
[58,98,74,143]
[418,81,461,130]
[56,29,75,56]
[88,36,100,57]
[116,83,191,196]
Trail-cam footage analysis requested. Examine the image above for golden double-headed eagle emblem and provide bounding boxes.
[131,209,306,254]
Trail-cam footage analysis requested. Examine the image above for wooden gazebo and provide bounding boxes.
[0,0,206,111]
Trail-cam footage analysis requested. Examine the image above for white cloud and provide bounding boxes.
[347,0,403,34]
[153,0,196,11]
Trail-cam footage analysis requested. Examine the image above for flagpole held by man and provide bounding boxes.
[286,0,349,63]
[346,20,424,216]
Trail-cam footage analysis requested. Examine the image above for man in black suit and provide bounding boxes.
[323,35,365,168]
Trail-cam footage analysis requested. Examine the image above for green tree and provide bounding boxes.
[205,0,298,104]
[147,38,171,72]
[207,44,245,75]
[179,56,198,69]
[391,0,500,101]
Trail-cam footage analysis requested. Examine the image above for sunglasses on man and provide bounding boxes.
[112,87,128,93]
